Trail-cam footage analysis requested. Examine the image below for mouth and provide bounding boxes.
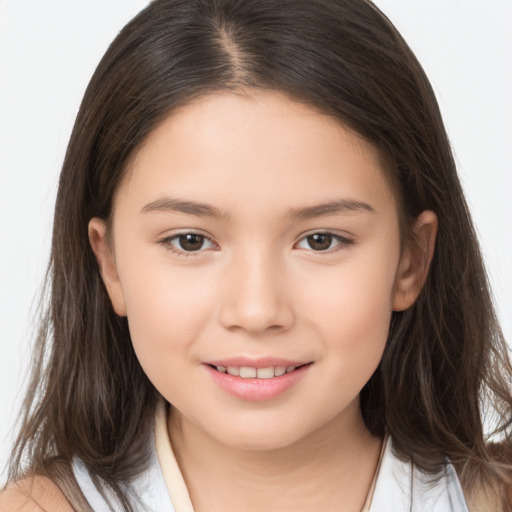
[203,361,313,401]
[207,363,311,379]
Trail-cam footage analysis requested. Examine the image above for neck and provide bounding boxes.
[168,400,382,512]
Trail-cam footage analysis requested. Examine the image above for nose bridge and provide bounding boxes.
[218,245,293,334]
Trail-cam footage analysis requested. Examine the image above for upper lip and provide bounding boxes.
[204,357,311,368]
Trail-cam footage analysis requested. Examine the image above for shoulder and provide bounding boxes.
[0,476,73,512]
[462,485,507,512]
[459,440,512,512]
[462,480,511,512]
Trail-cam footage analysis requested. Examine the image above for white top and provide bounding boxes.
[72,403,469,511]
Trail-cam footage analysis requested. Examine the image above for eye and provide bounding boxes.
[295,232,353,252]
[162,232,216,254]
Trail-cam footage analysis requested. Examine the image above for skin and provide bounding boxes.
[89,91,437,512]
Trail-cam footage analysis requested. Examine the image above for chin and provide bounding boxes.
[223,434,300,452]
[208,419,314,452]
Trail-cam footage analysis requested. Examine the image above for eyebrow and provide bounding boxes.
[288,199,375,219]
[141,197,229,218]
[141,196,375,219]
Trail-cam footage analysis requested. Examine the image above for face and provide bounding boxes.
[90,91,435,451]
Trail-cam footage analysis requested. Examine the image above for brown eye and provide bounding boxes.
[295,232,354,253]
[162,232,216,255]
[178,233,205,251]
[306,233,333,251]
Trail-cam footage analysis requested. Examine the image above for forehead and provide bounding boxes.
[116,91,396,217]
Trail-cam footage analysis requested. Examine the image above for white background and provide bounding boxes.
[1,1,511,483]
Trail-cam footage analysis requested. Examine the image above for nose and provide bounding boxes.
[218,251,295,335]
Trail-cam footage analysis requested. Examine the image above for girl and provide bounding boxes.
[2,0,511,510]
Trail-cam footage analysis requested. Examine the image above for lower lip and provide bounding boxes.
[204,364,312,401]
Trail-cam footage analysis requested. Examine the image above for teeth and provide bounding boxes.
[275,366,286,376]
[256,367,274,379]
[239,367,257,378]
[216,365,300,378]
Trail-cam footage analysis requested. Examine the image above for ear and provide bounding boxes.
[88,218,127,316]
[393,210,438,311]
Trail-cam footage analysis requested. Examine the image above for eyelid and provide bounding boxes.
[294,230,355,252]
[159,230,218,256]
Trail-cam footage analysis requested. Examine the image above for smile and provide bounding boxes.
[212,365,301,379]
[204,362,313,401]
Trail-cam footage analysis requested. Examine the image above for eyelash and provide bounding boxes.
[295,232,354,253]
[160,232,217,257]
[159,231,354,257]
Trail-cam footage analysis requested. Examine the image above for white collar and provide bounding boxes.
[154,402,468,512]
[369,437,469,511]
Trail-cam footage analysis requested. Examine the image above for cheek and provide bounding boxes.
[117,259,216,384]
[303,251,397,328]
[298,248,398,374]
[321,283,392,377]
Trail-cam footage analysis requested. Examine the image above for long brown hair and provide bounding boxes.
[8,0,512,509]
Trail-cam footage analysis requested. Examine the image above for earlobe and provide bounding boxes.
[393,210,438,311]
[88,218,127,316]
